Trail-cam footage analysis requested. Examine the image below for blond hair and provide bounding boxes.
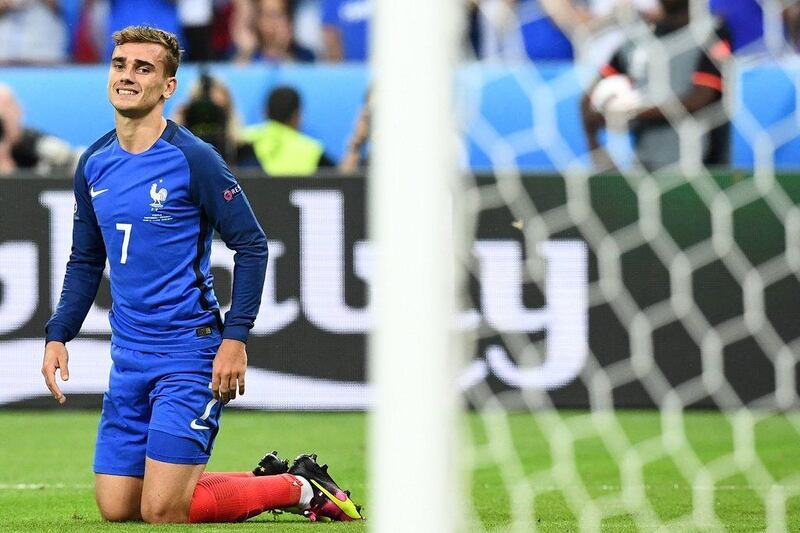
[112,26,182,77]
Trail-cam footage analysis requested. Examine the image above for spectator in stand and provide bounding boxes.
[0,85,20,174]
[72,0,109,63]
[339,90,372,174]
[234,0,314,63]
[293,0,325,59]
[477,0,574,61]
[339,88,370,173]
[787,3,800,51]
[709,0,764,53]
[0,0,68,64]
[106,0,182,59]
[0,84,80,176]
[242,85,334,175]
[321,0,370,62]
[0,118,6,174]
[173,73,244,164]
[178,0,214,60]
[538,0,661,68]
[709,0,800,54]
[581,0,733,172]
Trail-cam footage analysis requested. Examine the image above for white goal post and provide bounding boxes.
[369,1,464,532]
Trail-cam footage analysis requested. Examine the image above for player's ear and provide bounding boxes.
[163,76,177,100]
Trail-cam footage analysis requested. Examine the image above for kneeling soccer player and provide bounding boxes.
[40,24,361,523]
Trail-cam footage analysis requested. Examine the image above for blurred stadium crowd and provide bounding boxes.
[1,0,799,176]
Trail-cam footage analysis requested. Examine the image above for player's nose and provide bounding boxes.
[116,75,136,88]
[115,65,136,82]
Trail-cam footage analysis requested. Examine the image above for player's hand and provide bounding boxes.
[42,341,70,405]
[212,339,247,405]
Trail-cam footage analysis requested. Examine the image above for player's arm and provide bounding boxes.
[581,56,626,163]
[581,84,604,152]
[635,28,732,123]
[190,146,268,403]
[42,152,107,404]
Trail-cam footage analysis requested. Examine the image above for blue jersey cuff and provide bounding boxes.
[45,323,72,344]
[222,325,250,344]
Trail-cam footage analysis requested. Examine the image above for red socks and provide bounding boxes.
[188,473,302,523]
[200,471,254,480]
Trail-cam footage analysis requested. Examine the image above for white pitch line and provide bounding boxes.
[0,483,93,490]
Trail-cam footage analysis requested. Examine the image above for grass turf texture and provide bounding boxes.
[0,411,798,531]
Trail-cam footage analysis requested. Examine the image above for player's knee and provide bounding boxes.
[97,503,140,522]
[95,474,144,522]
[140,499,189,524]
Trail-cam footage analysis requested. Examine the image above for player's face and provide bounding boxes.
[108,42,176,118]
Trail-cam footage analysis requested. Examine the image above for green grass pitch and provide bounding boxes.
[0,410,799,531]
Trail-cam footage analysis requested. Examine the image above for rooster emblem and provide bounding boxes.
[149,182,168,209]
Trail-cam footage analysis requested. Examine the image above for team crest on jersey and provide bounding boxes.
[144,179,174,223]
[150,180,168,209]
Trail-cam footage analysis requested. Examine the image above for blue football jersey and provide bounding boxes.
[46,121,268,351]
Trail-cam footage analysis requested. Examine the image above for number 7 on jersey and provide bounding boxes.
[116,223,132,264]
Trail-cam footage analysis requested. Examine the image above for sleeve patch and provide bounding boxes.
[223,183,243,202]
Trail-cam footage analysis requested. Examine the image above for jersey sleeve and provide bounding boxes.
[188,145,268,344]
[693,24,732,93]
[45,152,107,343]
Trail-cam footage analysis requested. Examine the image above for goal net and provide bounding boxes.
[453,0,800,531]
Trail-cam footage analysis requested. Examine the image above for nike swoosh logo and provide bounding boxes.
[190,419,210,430]
[90,187,109,198]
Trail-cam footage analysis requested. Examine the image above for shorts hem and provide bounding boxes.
[145,451,210,465]
[93,465,145,477]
